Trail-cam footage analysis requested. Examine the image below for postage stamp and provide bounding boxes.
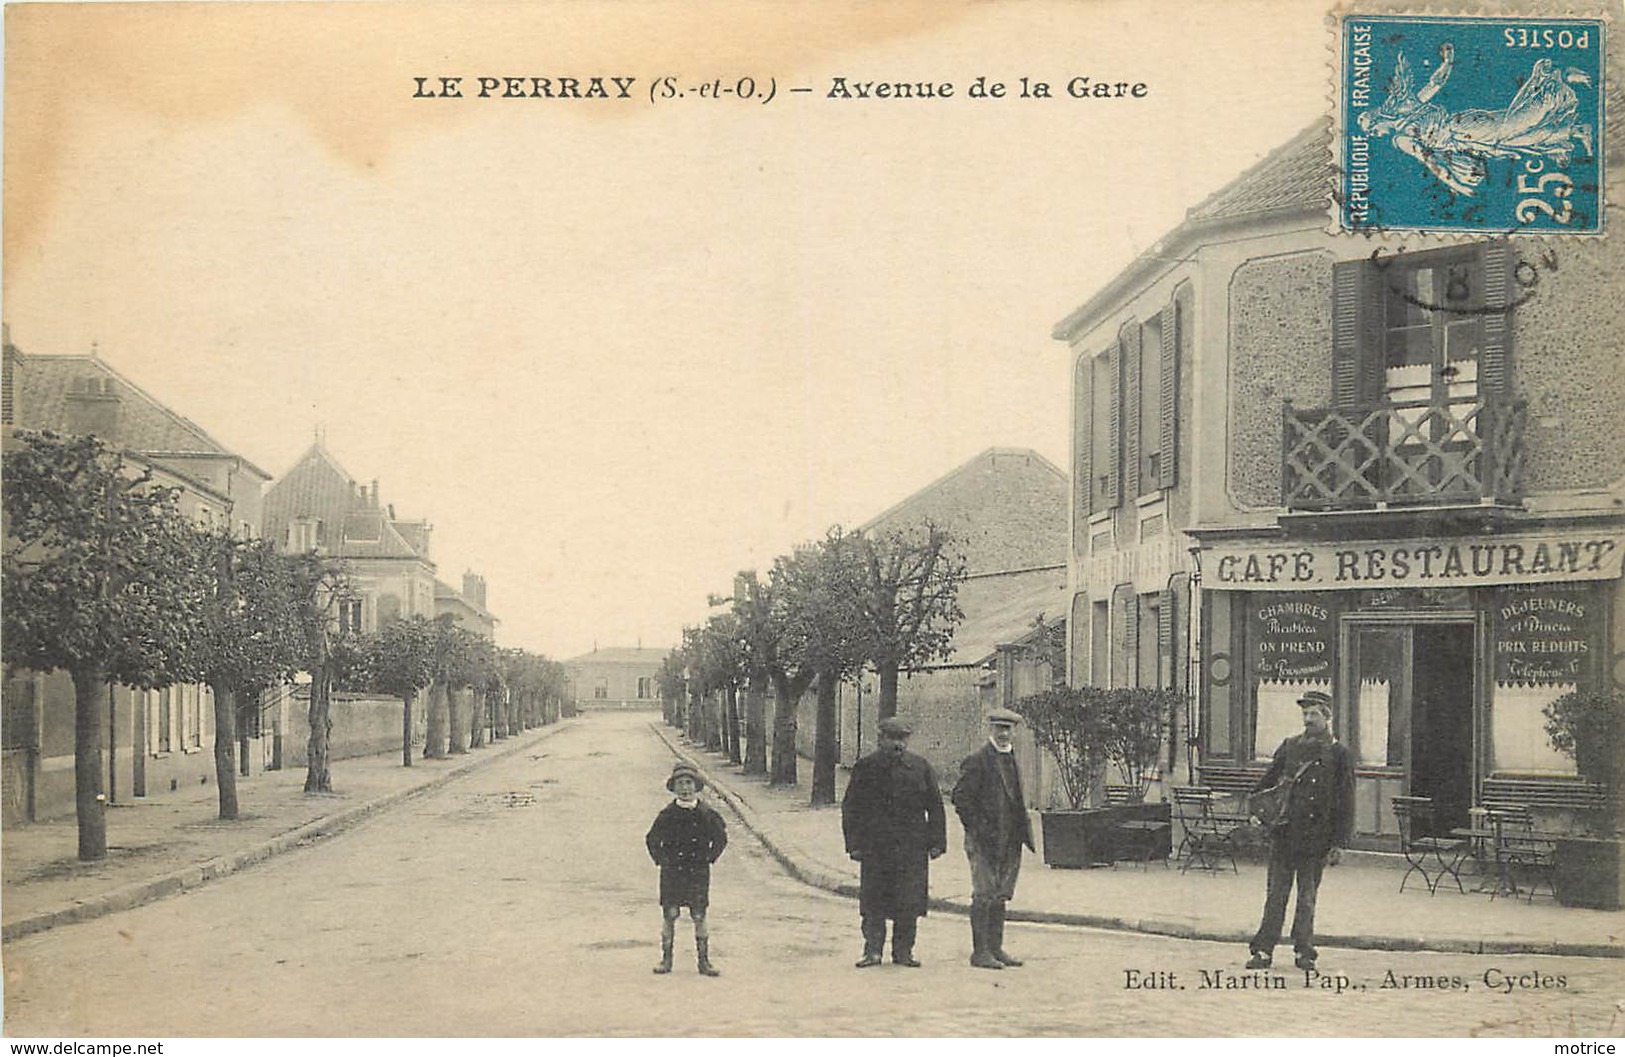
[1336,11,1606,235]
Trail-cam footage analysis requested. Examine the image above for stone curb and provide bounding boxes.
[651,725,1621,961]
[2,721,575,943]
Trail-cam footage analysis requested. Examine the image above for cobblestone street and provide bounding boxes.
[4,712,1619,1037]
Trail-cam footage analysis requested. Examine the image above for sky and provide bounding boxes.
[3,0,1329,660]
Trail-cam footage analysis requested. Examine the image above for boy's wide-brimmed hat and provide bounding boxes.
[1296,690,1333,711]
[985,707,1023,726]
[666,761,706,792]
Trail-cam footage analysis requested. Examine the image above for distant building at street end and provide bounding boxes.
[1055,116,1625,843]
[564,647,668,712]
[1,334,273,823]
[826,447,1069,790]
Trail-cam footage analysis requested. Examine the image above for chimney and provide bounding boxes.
[462,572,486,609]
[64,374,122,442]
[370,479,379,508]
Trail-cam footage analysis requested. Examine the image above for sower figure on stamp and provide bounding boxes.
[951,708,1035,970]
[646,761,728,977]
[840,715,947,968]
[1246,690,1355,973]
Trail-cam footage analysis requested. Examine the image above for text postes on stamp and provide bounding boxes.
[1338,13,1605,236]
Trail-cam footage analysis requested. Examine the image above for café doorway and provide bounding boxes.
[1344,618,1477,836]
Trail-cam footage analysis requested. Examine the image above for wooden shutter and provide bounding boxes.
[1106,344,1121,508]
[1074,353,1093,530]
[1331,258,1383,407]
[1479,240,1513,397]
[1123,322,1142,499]
[1120,586,1139,688]
[1159,302,1179,489]
[1159,581,1177,691]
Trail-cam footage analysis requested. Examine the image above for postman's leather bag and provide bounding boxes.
[1249,762,1312,832]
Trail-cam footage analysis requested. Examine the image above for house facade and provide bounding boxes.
[819,447,1069,784]
[260,442,449,759]
[564,646,667,711]
[1,337,272,822]
[1055,120,1624,844]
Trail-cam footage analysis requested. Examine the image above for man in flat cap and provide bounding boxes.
[646,761,728,976]
[951,707,1035,970]
[1245,689,1354,973]
[841,714,947,968]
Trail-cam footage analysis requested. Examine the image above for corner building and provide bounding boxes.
[1055,120,1623,843]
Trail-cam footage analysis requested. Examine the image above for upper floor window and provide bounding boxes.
[287,517,320,553]
[338,598,363,636]
[1073,290,1184,531]
[593,677,608,700]
[1333,241,1511,409]
[637,676,653,699]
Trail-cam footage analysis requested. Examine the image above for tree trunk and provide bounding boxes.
[725,684,742,764]
[402,692,414,767]
[449,687,468,754]
[877,662,900,721]
[210,680,239,820]
[769,672,803,787]
[71,667,108,861]
[743,672,768,775]
[811,671,839,806]
[423,681,448,758]
[304,666,333,793]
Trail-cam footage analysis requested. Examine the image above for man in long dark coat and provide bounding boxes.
[951,707,1034,970]
[1246,689,1355,972]
[841,715,947,968]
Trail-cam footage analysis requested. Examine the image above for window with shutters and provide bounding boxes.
[1090,351,1115,513]
[1284,241,1522,509]
[1091,601,1110,686]
[1138,595,1160,689]
[1138,317,1163,496]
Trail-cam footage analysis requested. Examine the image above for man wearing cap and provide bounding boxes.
[646,761,728,976]
[1246,689,1355,973]
[951,708,1035,970]
[841,715,947,968]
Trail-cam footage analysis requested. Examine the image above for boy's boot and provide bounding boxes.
[696,936,720,977]
[653,938,674,975]
[990,901,1023,967]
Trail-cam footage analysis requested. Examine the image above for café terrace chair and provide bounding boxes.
[1172,786,1239,874]
[1391,795,1469,895]
[1488,805,1558,903]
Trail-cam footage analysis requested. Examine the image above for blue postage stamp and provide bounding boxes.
[1337,12,1606,235]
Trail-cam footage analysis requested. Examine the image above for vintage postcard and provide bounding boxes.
[3,0,1622,1047]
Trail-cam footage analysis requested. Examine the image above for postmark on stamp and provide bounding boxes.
[1336,11,1606,235]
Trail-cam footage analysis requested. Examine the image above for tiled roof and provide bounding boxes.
[263,443,431,561]
[925,567,1067,668]
[6,349,267,476]
[859,447,1065,534]
[1184,120,1330,225]
[564,646,671,666]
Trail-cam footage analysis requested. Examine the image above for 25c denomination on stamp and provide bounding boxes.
[1336,10,1606,235]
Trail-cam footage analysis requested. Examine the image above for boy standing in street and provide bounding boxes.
[646,761,728,976]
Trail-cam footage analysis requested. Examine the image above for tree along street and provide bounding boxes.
[2,710,1618,1037]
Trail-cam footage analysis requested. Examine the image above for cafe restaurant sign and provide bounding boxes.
[1208,532,1625,592]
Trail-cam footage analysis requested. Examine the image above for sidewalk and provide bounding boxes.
[1,721,573,941]
[654,726,1624,960]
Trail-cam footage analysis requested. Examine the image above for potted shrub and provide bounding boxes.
[1013,686,1173,866]
[1543,687,1623,792]
[1543,687,1624,909]
[1099,687,1173,801]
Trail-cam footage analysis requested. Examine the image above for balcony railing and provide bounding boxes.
[1282,397,1526,511]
